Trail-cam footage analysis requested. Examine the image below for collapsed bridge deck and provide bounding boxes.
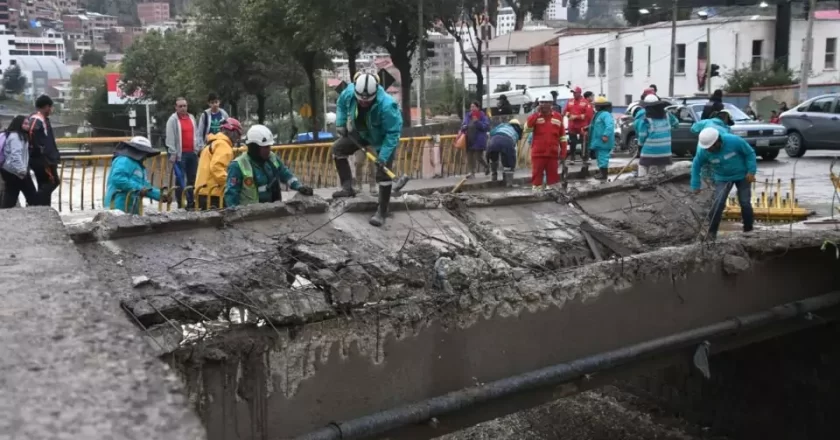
[4,169,840,440]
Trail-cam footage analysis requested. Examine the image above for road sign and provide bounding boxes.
[300,104,312,118]
[378,69,396,90]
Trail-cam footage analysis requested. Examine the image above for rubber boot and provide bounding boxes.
[331,158,356,198]
[502,169,514,187]
[490,160,498,181]
[369,184,392,227]
[595,167,608,180]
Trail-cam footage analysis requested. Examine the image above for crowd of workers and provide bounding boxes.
[0,75,757,238]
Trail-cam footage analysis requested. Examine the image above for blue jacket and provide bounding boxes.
[587,110,615,151]
[635,111,679,163]
[489,123,522,143]
[105,155,161,214]
[460,111,490,151]
[690,133,757,190]
[335,86,403,162]
[224,153,300,207]
[690,118,730,136]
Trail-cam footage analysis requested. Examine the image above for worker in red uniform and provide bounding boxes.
[524,94,568,190]
[563,86,594,164]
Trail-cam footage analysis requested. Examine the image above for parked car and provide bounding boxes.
[667,103,786,160]
[779,93,840,157]
[618,96,730,154]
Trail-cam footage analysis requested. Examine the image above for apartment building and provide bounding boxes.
[137,1,169,25]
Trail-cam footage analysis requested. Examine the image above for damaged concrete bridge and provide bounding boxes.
[3,168,840,440]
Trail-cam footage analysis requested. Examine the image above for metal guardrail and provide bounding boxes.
[54,134,498,212]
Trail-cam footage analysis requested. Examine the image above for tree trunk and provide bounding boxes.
[304,58,319,141]
[230,100,239,118]
[256,92,267,123]
[287,87,297,143]
[346,45,359,79]
[473,68,484,104]
[514,13,525,31]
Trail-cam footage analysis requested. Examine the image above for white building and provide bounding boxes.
[463,29,560,92]
[545,0,568,21]
[557,16,840,105]
[0,34,67,67]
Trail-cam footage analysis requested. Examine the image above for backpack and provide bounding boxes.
[0,132,8,167]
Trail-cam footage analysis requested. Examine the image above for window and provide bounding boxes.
[676,44,686,74]
[677,107,695,123]
[489,57,501,66]
[587,48,595,76]
[806,96,835,113]
[598,47,606,76]
[625,94,633,105]
[751,40,763,71]
[505,56,516,65]
[834,99,840,114]
[515,84,527,90]
[646,45,651,77]
[698,42,707,60]
[624,47,633,76]
[826,38,837,69]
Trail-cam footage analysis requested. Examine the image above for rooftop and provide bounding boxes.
[487,29,561,52]
[14,56,71,81]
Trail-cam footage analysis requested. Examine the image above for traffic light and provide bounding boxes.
[424,41,435,58]
[710,64,720,77]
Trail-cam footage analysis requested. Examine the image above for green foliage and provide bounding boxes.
[86,84,150,139]
[426,71,467,117]
[81,50,107,68]
[439,0,489,102]
[723,64,798,94]
[2,63,27,96]
[70,65,118,112]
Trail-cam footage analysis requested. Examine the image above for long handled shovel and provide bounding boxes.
[346,135,410,192]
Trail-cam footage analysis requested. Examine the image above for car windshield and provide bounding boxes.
[690,103,752,122]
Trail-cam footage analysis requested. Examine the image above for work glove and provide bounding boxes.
[374,157,386,169]
[297,185,314,196]
[138,188,149,198]
[745,173,756,183]
[337,127,348,137]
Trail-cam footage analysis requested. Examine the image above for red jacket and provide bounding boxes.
[526,110,567,158]
[563,98,594,134]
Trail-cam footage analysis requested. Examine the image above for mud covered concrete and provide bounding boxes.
[0,207,205,440]
[64,167,840,438]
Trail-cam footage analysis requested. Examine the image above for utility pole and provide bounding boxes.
[799,0,817,102]
[706,27,711,94]
[668,0,678,97]
[418,0,426,126]
[484,0,490,109]
[461,57,467,114]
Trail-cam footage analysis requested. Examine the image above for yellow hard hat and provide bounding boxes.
[594,96,609,104]
[508,119,521,126]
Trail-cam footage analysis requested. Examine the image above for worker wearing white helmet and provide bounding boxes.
[223,124,313,208]
[691,127,757,239]
[634,93,679,177]
[105,136,171,214]
[522,94,568,190]
[332,72,404,227]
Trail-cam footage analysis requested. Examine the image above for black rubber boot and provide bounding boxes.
[331,158,356,198]
[369,184,392,227]
[595,167,608,180]
[490,160,498,181]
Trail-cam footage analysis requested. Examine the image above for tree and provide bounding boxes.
[2,62,27,96]
[81,50,107,68]
[244,0,335,136]
[335,0,371,79]
[509,0,550,30]
[494,81,511,92]
[426,70,466,117]
[70,65,118,112]
[86,83,150,138]
[723,64,798,93]
[440,0,491,103]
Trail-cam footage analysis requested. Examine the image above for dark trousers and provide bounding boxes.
[708,179,754,239]
[174,152,199,209]
[1,169,38,208]
[30,161,58,206]
[568,133,581,160]
[332,135,392,184]
[487,136,516,170]
[196,194,222,210]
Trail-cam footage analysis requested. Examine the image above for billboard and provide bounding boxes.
[106,72,156,105]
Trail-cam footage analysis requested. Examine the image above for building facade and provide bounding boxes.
[557,16,840,104]
[463,29,560,92]
[137,2,169,25]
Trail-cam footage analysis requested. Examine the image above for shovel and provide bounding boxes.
[346,135,411,192]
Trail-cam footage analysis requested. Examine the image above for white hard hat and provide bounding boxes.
[698,127,720,149]
[245,124,275,147]
[643,94,659,103]
[538,94,554,103]
[354,73,379,102]
[128,136,152,149]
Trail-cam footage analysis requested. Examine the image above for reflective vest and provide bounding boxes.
[234,153,282,205]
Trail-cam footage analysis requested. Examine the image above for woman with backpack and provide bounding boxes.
[0,115,38,208]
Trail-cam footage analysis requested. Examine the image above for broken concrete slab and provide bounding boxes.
[0,207,205,440]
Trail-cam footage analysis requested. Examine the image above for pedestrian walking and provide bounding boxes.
[166,97,198,209]
[691,127,756,239]
[635,94,679,177]
[1,115,38,208]
[459,101,490,178]
[24,95,59,206]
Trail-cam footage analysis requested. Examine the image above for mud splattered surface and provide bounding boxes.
[435,387,726,440]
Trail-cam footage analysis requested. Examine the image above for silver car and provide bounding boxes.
[779,93,840,157]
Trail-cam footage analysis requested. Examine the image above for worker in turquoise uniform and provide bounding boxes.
[223,124,313,207]
[105,136,170,214]
[691,109,733,185]
[691,127,757,239]
[586,96,615,180]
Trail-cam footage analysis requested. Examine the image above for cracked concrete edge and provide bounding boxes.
[66,168,694,243]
